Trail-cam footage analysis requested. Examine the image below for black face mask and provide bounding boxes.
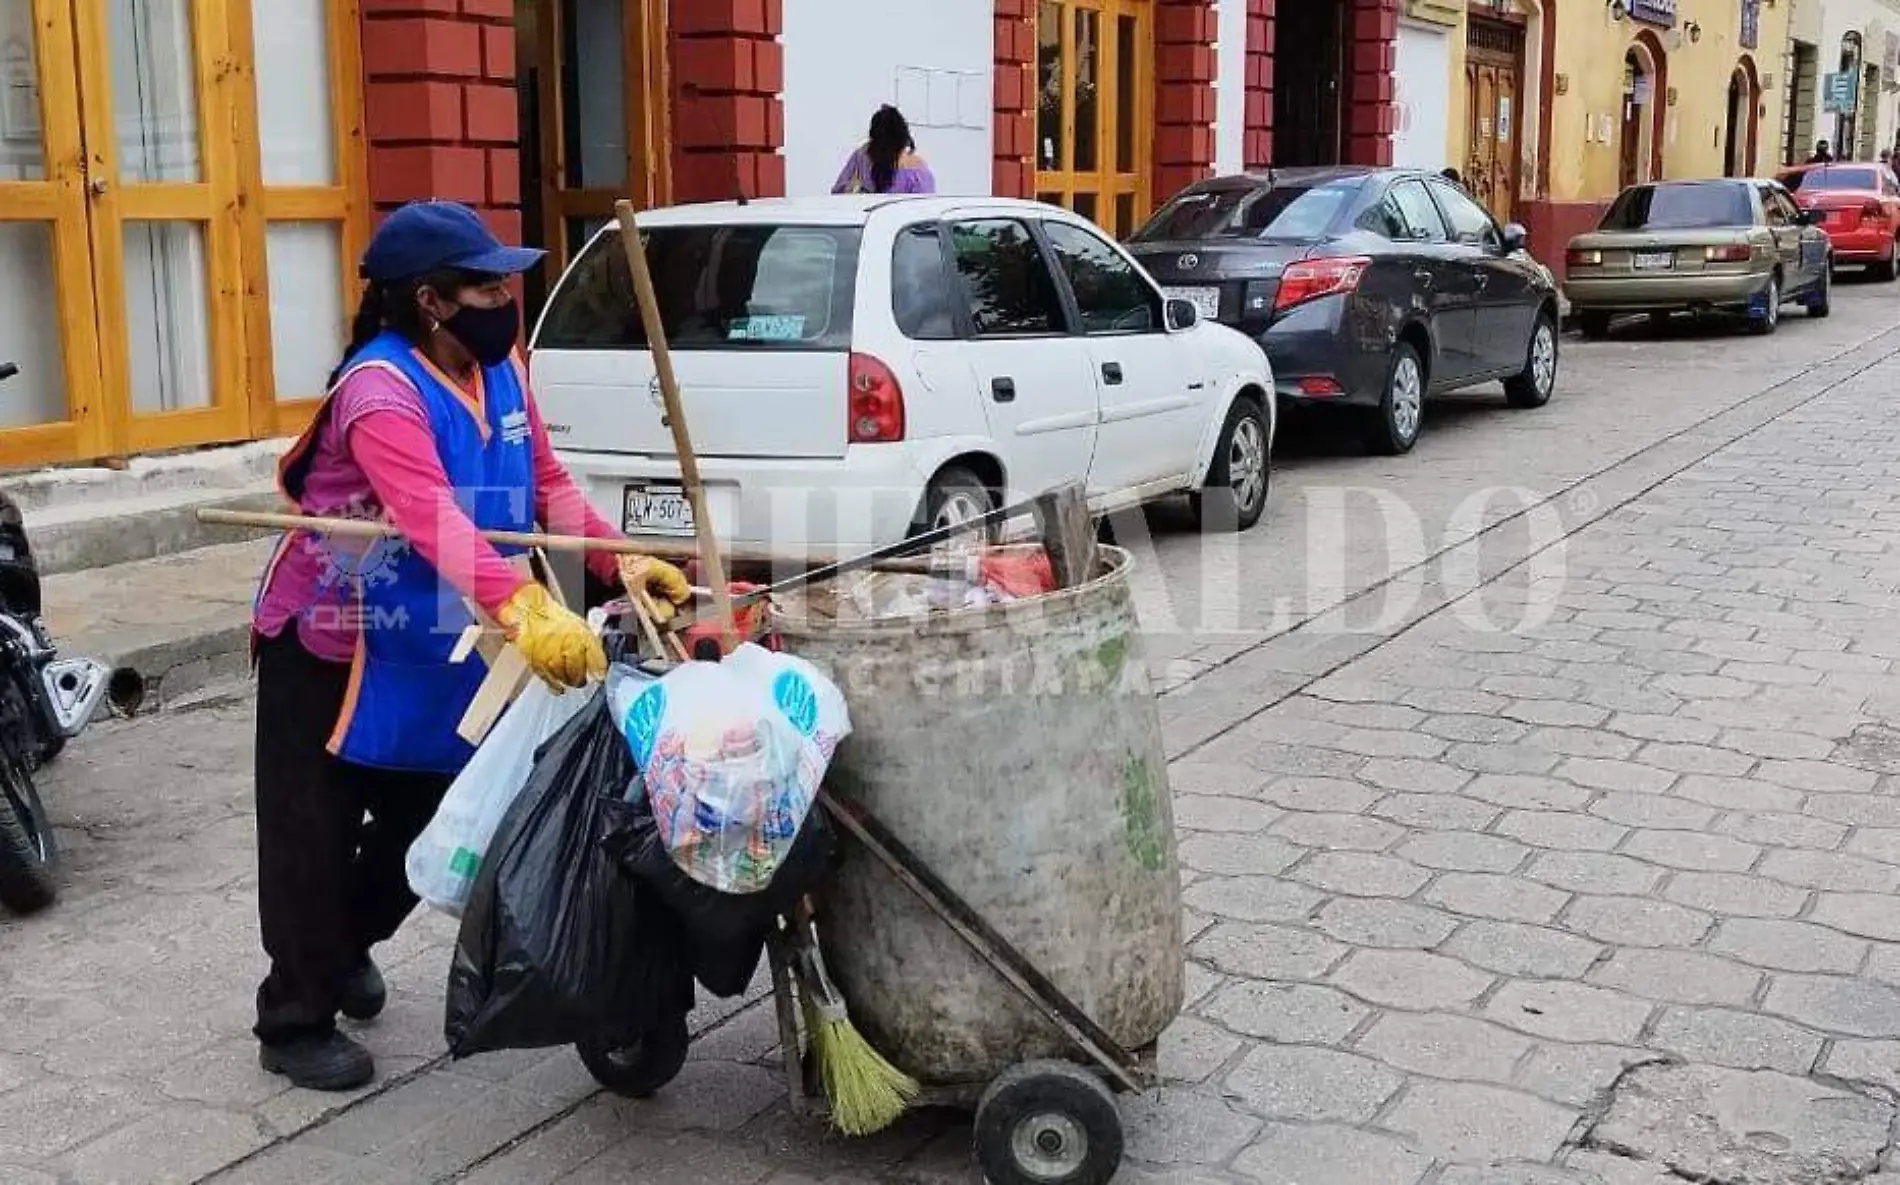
[443,300,520,368]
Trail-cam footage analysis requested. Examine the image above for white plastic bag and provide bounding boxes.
[610,644,849,894]
[406,681,597,917]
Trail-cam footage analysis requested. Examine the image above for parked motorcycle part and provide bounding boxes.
[0,703,55,913]
[41,657,110,737]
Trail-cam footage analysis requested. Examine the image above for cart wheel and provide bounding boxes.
[973,1060,1123,1185]
[576,1012,690,1099]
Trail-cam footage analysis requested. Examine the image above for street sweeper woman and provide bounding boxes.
[246,200,689,1091]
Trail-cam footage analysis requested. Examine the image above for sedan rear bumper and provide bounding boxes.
[1564,271,1771,311]
[1256,296,1389,410]
[1824,228,1893,261]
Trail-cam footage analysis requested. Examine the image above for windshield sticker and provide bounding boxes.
[727,315,807,342]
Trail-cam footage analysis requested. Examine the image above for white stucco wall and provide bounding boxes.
[781,1,994,197]
[1393,20,1452,172]
[1215,0,1249,175]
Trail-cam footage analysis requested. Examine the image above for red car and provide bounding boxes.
[1778,162,1900,279]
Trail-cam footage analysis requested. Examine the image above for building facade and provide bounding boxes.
[1415,0,1793,280]
[1783,0,1900,167]
[0,0,1404,467]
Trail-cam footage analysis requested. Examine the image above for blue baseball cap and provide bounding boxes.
[359,201,545,283]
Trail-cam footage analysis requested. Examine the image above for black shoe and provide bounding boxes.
[259,1032,375,1092]
[340,958,387,1022]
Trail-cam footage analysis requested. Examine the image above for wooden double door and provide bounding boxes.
[0,0,366,466]
[1464,15,1525,226]
[1033,0,1154,238]
[517,0,668,308]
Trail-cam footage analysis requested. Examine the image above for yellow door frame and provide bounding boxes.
[71,0,251,456]
[528,0,670,278]
[228,0,372,436]
[0,0,108,467]
[0,0,366,467]
[1033,0,1154,238]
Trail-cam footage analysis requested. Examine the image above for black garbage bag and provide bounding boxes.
[608,793,839,999]
[445,695,693,1057]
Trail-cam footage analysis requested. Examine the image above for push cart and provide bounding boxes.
[762,545,1185,1185]
[577,542,1182,1185]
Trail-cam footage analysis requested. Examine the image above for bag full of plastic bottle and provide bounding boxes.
[607,644,849,895]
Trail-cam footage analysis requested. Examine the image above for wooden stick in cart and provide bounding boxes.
[194,507,952,577]
[614,200,739,654]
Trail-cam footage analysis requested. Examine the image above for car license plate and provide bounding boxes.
[1163,286,1221,320]
[623,483,694,536]
[1632,251,1675,270]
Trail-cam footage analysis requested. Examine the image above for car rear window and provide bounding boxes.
[1600,183,1753,231]
[535,224,861,351]
[1784,166,1880,192]
[1132,181,1360,242]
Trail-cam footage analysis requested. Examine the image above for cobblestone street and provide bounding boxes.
[9,288,1900,1184]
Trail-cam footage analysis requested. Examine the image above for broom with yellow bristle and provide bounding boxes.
[790,902,919,1136]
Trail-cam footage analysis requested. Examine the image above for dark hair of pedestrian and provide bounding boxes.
[867,105,914,195]
[328,268,487,388]
[1440,167,1463,186]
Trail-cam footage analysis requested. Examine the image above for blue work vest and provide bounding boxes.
[273,331,537,774]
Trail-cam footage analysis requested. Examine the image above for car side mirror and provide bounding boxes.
[1501,222,1528,253]
[1798,208,1824,226]
[1166,298,1200,331]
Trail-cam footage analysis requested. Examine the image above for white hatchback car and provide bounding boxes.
[529,196,1275,557]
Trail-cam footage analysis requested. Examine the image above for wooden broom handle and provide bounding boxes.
[614,200,739,653]
[200,507,669,560]
[196,507,947,578]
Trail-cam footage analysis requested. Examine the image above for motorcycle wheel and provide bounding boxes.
[0,727,55,914]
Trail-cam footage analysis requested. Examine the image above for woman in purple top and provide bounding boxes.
[832,105,937,195]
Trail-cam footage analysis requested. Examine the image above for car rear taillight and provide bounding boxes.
[1295,376,1345,397]
[1566,248,1602,268]
[1273,256,1370,314]
[1864,201,1886,219]
[1703,244,1752,263]
[848,352,905,444]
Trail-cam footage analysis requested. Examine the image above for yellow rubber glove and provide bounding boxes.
[496,583,605,691]
[616,555,692,623]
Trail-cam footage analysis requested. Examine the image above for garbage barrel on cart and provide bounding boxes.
[772,546,1183,1087]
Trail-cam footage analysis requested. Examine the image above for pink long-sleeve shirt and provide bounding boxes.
[253,361,622,663]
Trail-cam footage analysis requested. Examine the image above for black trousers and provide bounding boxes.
[253,628,453,1045]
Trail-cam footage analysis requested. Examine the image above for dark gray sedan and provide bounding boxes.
[1127,167,1560,455]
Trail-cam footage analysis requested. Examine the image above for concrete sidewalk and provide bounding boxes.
[43,540,272,707]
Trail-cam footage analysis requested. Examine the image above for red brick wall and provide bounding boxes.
[993,0,1036,198]
[1522,198,1609,285]
[670,0,786,201]
[1244,0,1273,169]
[1154,0,1217,201]
[1346,0,1396,167]
[360,0,521,243]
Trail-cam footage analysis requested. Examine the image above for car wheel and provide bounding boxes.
[1577,310,1612,340]
[1747,273,1780,336]
[1363,342,1424,456]
[1189,398,1271,533]
[1505,311,1559,409]
[1874,243,1898,282]
[1807,262,1833,317]
[914,464,998,540]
